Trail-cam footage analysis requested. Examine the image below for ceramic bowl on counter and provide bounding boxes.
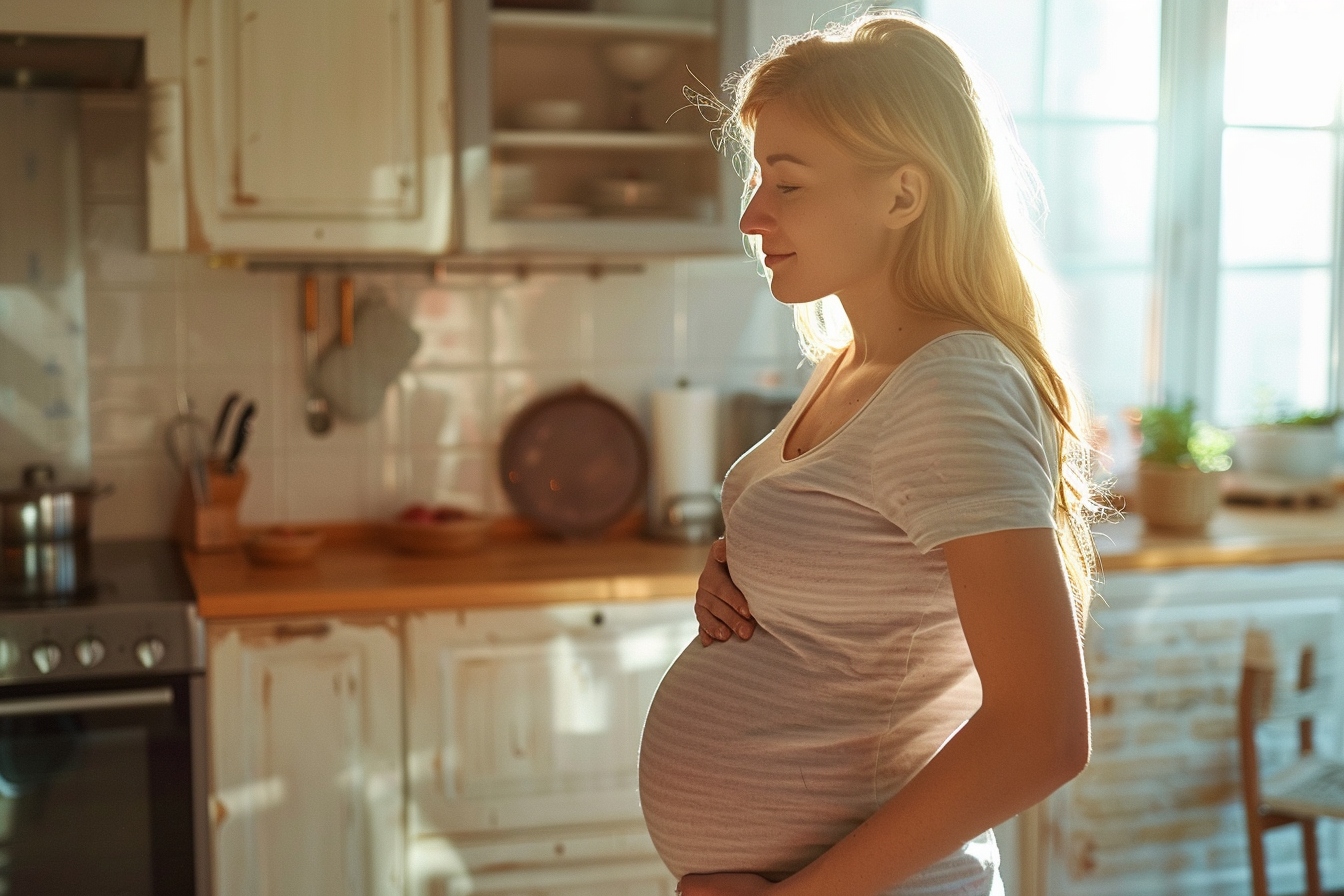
[512,99,585,131]
[381,505,491,555]
[244,526,324,567]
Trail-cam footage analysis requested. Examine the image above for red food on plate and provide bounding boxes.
[399,504,435,524]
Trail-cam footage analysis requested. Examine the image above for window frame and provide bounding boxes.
[1153,0,1344,423]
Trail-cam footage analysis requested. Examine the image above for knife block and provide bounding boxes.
[174,463,249,552]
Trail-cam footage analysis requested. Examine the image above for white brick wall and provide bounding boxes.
[1041,563,1344,896]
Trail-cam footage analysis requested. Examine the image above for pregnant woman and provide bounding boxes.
[638,11,1101,896]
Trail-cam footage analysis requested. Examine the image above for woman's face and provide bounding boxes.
[739,100,904,305]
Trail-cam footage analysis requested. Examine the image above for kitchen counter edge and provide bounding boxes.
[183,506,1344,620]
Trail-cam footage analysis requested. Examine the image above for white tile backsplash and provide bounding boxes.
[69,97,805,538]
[84,288,179,368]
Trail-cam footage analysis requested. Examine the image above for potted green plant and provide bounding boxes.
[1137,399,1233,533]
[1232,408,1340,483]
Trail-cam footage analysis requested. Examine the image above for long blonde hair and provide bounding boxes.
[726,11,1104,625]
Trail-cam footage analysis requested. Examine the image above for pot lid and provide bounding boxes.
[0,464,102,501]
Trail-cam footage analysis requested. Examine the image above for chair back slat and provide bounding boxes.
[1242,629,1335,724]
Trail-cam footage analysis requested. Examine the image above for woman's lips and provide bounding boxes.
[764,252,794,267]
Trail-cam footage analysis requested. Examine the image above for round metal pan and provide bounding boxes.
[498,384,648,538]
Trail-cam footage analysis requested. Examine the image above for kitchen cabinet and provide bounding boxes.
[1031,562,1344,896]
[0,0,189,250]
[456,0,749,255]
[208,615,405,896]
[405,599,698,895]
[183,0,453,254]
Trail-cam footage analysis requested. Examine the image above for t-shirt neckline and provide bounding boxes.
[778,330,991,465]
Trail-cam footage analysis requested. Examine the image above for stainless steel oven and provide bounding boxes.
[0,541,208,896]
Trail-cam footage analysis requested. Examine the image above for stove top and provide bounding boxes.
[0,539,194,609]
[0,540,202,686]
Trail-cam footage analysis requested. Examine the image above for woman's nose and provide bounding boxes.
[739,189,773,236]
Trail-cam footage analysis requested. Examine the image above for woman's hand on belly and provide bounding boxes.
[679,872,775,896]
[695,537,756,646]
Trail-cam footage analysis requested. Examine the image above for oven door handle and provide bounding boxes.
[0,687,175,717]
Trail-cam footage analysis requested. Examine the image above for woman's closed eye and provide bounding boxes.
[776,184,800,194]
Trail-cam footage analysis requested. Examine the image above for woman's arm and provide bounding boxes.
[681,526,1089,896]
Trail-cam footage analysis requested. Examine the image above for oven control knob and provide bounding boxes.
[74,637,106,668]
[31,642,62,674]
[0,638,18,672]
[135,637,167,669]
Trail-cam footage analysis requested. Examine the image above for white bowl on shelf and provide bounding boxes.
[490,162,535,216]
[599,40,674,85]
[512,202,591,221]
[591,176,666,214]
[512,99,585,131]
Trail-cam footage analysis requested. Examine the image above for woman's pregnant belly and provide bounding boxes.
[638,628,890,880]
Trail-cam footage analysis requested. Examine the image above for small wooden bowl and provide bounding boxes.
[380,518,491,555]
[244,527,325,567]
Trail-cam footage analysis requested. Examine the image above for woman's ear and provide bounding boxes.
[884,164,928,230]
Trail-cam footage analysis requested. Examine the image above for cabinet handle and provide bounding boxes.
[273,621,332,640]
[231,149,259,207]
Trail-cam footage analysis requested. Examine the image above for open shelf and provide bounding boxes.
[491,9,717,41]
[492,129,712,151]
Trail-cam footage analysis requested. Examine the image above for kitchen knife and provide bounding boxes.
[211,391,241,459]
[224,402,257,474]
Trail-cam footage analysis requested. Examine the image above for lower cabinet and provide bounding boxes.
[1037,562,1344,896]
[207,615,406,896]
[405,599,698,896]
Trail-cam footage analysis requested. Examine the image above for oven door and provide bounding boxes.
[0,674,207,896]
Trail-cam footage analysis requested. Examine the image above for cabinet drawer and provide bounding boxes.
[406,599,697,836]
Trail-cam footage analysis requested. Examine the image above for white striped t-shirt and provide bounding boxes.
[638,332,1057,894]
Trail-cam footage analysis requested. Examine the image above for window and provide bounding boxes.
[1212,0,1344,424]
[924,0,1162,426]
[919,0,1343,427]
[754,1,1343,426]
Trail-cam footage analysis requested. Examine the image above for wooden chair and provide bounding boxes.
[1238,627,1344,896]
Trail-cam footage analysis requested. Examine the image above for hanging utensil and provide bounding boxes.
[164,395,212,506]
[338,275,355,346]
[301,273,333,436]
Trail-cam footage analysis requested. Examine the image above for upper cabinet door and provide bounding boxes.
[185,0,452,253]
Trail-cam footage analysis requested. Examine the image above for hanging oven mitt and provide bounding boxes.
[313,288,421,423]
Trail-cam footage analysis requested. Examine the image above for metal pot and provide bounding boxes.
[0,464,112,546]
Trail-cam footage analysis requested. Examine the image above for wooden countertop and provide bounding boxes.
[187,504,1344,620]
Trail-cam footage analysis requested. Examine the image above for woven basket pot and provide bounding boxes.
[1137,462,1221,535]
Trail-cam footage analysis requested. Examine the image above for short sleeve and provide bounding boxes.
[871,346,1057,552]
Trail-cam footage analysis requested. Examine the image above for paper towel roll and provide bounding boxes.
[650,386,719,538]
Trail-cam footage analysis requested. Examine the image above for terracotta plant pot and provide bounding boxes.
[1137,462,1221,534]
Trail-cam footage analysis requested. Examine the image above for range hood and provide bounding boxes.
[0,33,142,90]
